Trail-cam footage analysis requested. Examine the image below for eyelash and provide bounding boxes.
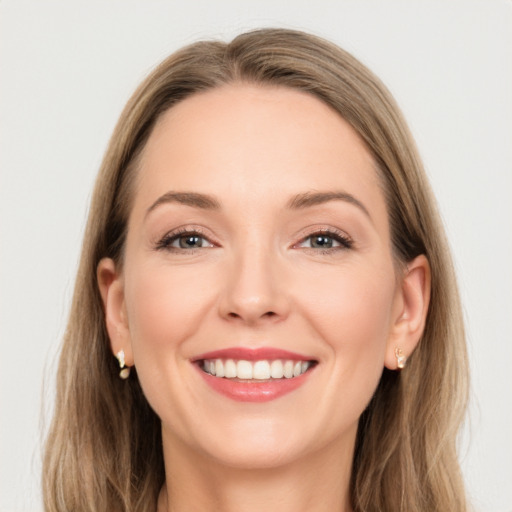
[154,227,214,252]
[154,228,353,254]
[295,229,353,254]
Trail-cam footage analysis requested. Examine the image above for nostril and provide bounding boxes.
[226,310,277,321]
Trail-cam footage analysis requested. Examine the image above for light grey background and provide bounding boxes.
[1,1,511,511]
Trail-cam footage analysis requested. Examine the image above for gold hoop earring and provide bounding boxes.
[395,347,406,369]
[116,349,131,379]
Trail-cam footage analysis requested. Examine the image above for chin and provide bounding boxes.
[182,410,347,471]
[202,434,307,471]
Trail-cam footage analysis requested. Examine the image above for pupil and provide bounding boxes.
[180,235,201,248]
[312,235,332,248]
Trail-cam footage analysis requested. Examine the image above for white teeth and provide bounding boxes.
[283,360,294,378]
[215,359,225,378]
[270,360,284,379]
[253,360,271,380]
[201,358,313,380]
[237,360,253,379]
[224,359,237,378]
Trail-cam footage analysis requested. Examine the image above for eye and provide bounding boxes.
[297,230,352,251]
[172,233,211,249]
[155,229,215,251]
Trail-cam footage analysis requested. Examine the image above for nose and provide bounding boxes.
[218,245,290,325]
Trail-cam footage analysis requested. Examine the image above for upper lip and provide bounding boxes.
[192,347,316,362]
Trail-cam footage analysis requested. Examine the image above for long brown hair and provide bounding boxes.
[43,28,469,511]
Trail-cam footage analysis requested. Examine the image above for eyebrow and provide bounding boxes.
[146,191,221,217]
[287,191,371,220]
[145,189,371,221]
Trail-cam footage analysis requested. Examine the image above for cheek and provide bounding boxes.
[124,262,216,364]
[302,262,395,344]
[298,262,396,400]
[122,261,221,429]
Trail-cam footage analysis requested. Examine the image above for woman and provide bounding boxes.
[43,28,469,511]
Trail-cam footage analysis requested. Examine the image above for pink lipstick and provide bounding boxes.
[192,347,317,402]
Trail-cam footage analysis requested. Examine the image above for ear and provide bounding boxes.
[384,254,431,370]
[97,257,134,367]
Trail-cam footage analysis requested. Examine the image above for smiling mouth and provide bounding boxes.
[199,358,316,380]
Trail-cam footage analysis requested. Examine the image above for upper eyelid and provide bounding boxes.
[300,232,348,242]
[294,226,352,242]
[161,225,213,238]
[154,226,217,249]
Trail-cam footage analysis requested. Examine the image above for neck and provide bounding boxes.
[157,430,355,512]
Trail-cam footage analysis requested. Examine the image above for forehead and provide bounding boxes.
[133,84,385,221]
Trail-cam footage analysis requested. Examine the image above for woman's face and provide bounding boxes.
[101,85,419,469]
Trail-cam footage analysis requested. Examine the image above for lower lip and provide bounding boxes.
[195,365,313,402]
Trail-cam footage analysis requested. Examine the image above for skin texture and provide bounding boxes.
[98,85,430,512]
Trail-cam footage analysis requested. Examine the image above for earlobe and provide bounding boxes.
[385,254,431,370]
[97,257,134,367]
